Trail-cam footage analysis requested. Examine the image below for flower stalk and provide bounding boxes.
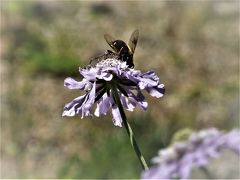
[111,84,149,171]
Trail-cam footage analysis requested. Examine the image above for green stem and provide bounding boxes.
[111,86,149,171]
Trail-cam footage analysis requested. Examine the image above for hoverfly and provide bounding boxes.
[90,29,139,68]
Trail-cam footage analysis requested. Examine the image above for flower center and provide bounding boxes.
[96,58,123,67]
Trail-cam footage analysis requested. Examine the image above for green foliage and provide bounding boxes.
[22,52,81,77]
[56,128,141,179]
[3,2,83,77]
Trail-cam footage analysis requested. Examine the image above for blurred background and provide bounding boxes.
[1,0,239,178]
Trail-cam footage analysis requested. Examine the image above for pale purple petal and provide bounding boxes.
[138,79,158,90]
[64,77,90,90]
[80,66,98,81]
[142,71,159,80]
[128,91,148,110]
[223,129,240,154]
[62,95,86,116]
[97,72,113,81]
[94,93,111,116]
[178,160,192,179]
[146,84,165,98]
[120,94,135,111]
[141,166,159,179]
[80,82,96,117]
[111,105,122,127]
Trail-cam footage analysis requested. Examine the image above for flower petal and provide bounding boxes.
[146,84,165,98]
[94,93,111,116]
[97,72,113,81]
[111,105,122,127]
[80,82,96,117]
[64,77,90,90]
[128,91,148,110]
[62,95,86,116]
[80,66,98,81]
[120,94,135,111]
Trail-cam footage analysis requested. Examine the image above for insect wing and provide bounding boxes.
[104,34,118,52]
[128,29,139,54]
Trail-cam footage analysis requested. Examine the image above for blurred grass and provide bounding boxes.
[1,0,239,179]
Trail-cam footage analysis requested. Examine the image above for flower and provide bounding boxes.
[62,59,165,127]
[141,128,240,179]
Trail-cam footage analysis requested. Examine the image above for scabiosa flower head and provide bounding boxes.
[141,128,240,179]
[62,59,165,127]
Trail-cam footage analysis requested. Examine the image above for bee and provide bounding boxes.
[90,30,139,68]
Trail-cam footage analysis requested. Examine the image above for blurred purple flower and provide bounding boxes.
[141,128,240,179]
[62,59,165,127]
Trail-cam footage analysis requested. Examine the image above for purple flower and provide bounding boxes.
[141,128,240,179]
[62,59,165,127]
